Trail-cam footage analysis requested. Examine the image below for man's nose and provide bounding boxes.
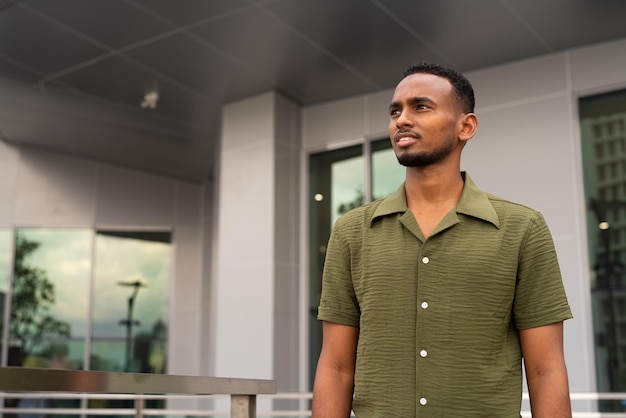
[395,110,413,127]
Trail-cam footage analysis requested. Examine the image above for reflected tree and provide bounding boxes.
[337,189,388,216]
[9,236,71,363]
[337,189,365,216]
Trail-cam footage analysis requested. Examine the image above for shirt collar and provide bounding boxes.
[371,172,500,228]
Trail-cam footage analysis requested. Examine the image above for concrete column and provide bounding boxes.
[214,92,300,390]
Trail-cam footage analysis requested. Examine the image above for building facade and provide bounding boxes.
[2,35,626,410]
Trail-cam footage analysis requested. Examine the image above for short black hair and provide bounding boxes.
[403,62,475,113]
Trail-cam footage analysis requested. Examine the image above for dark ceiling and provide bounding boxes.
[2,0,626,182]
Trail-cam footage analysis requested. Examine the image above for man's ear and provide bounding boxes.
[459,113,478,143]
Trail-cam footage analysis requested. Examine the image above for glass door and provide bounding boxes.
[307,138,404,389]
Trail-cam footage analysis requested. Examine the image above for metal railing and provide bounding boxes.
[0,366,276,418]
[1,367,626,417]
[2,391,626,417]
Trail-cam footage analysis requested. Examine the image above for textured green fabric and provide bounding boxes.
[317,173,573,417]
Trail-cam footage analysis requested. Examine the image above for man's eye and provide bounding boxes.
[390,109,400,116]
[416,105,428,110]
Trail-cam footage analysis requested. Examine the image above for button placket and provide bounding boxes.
[417,250,430,411]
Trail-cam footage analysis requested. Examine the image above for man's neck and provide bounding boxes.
[404,166,465,238]
[405,166,464,206]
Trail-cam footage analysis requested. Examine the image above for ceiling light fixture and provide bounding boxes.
[141,89,159,110]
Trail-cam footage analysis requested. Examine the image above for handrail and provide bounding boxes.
[0,366,276,418]
[1,368,626,417]
[1,391,626,417]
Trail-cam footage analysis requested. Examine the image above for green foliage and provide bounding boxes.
[9,236,71,358]
[337,189,365,216]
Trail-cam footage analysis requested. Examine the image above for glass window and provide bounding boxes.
[371,138,405,200]
[9,229,91,369]
[91,231,170,373]
[580,88,626,412]
[308,139,404,388]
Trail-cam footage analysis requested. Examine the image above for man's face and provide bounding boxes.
[388,73,465,167]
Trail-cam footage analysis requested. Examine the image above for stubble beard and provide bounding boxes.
[395,137,456,167]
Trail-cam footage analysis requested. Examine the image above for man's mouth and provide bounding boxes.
[395,132,419,144]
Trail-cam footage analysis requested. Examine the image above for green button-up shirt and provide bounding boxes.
[318,173,572,417]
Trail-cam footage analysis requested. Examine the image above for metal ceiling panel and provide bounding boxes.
[1,0,626,181]
[54,55,163,111]
[376,0,552,71]
[23,0,172,50]
[0,54,40,81]
[0,4,105,76]
[190,7,380,105]
[53,57,221,137]
[1,77,215,180]
[125,32,270,105]
[130,0,252,26]
[507,0,626,50]
[262,0,444,89]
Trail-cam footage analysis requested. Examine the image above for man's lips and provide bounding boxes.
[394,132,419,146]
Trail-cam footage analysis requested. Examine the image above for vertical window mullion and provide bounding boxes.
[0,228,16,367]
[85,228,96,371]
[363,140,372,204]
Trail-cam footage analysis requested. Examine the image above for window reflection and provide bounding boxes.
[580,88,626,412]
[9,229,91,369]
[91,231,170,373]
[371,138,405,200]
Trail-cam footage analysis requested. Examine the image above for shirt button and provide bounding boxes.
[421,301,429,309]
[422,256,429,264]
[419,397,427,405]
[420,349,428,357]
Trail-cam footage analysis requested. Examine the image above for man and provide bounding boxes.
[312,62,573,417]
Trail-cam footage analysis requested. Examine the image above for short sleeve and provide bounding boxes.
[317,219,360,327]
[514,212,573,329]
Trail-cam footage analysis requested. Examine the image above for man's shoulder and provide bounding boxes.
[337,199,383,225]
[333,199,386,232]
[485,193,544,224]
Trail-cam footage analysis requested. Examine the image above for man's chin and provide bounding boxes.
[397,153,428,167]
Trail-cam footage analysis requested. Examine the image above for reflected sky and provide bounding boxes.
[330,143,405,226]
[17,228,92,337]
[372,146,405,200]
[11,229,170,340]
[93,234,170,339]
[332,156,363,226]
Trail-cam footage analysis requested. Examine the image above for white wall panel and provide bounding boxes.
[273,94,301,391]
[570,38,626,94]
[216,93,275,380]
[169,224,203,375]
[463,95,575,236]
[468,54,567,109]
[0,141,20,225]
[302,96,367,151]
[176,181,203,226]
[96,164,176,226]
[170,181,205,376]
[556,236,596,392]
[15,148,97,226]
[365,89,394,139]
